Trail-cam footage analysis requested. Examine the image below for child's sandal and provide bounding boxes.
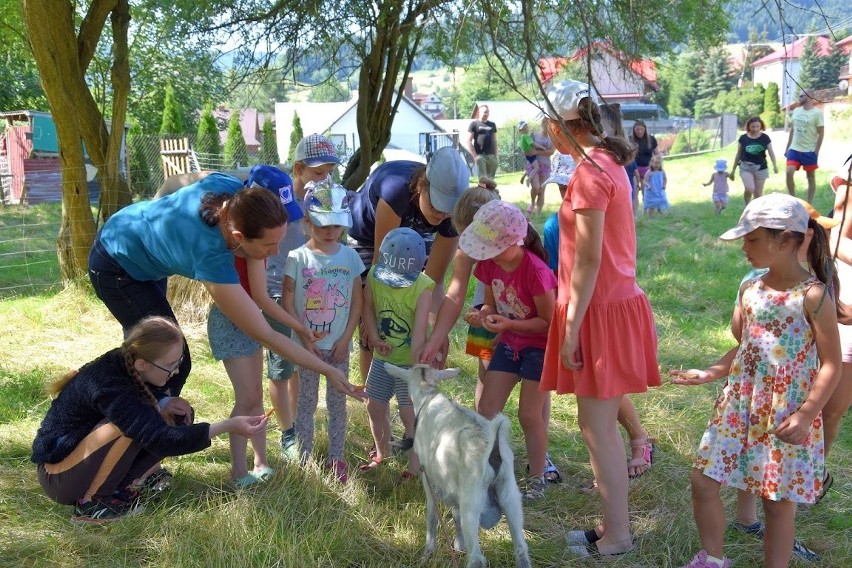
[628,437,655,479]
[358,456,382,472]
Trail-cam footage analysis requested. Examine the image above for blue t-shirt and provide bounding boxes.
[99,173,242,283]
[543,212,559,271]
[348,160,457,247]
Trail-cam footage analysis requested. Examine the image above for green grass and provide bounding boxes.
[2,136,852,566]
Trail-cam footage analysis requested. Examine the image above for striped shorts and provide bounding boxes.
[365,359,412,406]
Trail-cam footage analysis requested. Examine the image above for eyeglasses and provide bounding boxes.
[146,355,184,377]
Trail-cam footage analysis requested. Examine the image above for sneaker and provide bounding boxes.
[729,520,820,561]
[72,494,141,524]
[281,431,299,464]
[136,468,173,497]
[680,549,732,568]
[522,476,546,500]
[326,459,348,484]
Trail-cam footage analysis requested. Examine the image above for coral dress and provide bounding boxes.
[695,277,825,503]
[541,148,660,398]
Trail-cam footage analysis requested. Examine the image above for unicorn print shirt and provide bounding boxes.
[284,244,366,350]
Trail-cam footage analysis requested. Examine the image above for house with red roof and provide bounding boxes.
[539,42,658,103]
[752,36,833,108]
[211,107,272,154]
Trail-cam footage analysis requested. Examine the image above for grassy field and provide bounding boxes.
[1,139,851,567]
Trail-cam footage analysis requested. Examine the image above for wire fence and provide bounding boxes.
[1,115,738,296]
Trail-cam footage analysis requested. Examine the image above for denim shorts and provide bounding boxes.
[487,343,545,381]
[208,304,260,361]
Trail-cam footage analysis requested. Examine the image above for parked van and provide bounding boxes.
[620,103,692,135]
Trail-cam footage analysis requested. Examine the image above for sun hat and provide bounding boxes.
[374,227,426,288]
[543,154,576,187]
[543,172,571,187]
[795,198,838,230]
[719,193,809,240]
[425,146,470,214]
[544,80,592,121]
[715,159,727,172]
[459,200,528,260]
[245,164,304,222]
[303,179,352,228]
[294,134,341,167]
[518,120,528,130]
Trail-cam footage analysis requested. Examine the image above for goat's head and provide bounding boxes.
[384,363,460,394]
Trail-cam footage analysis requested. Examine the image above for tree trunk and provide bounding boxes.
[23,0,133,280]
[22,0,96,280]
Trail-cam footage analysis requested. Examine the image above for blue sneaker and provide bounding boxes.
[729,520,820,562]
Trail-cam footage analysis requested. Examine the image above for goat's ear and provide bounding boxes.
[383,362,406,380]
[432,368,461,382]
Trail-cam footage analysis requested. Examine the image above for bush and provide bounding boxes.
[655,133,676,155]
[670,128,713,154]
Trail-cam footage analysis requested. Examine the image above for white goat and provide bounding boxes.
[385,363,530,568]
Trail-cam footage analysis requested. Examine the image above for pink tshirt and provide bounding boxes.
[473,249,557,351]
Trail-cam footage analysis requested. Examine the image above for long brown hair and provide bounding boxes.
[451,178,500,233]
[524,224,549,265]
[48,317,185,425]
[566,98,637,166]
[200,187,288,238]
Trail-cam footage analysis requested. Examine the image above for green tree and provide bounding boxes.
[307,80,350,102]
[257,117,279,165]
[798,36,820,91]
[159,84,186,135]
[761,82,783,128]
[659,52,703,117]
[196,102,221,170]
[223,111,249,169]
[0,1,47,110]
[288,113,304,164]
[694,49,734,117]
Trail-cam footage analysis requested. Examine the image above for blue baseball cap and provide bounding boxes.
[245,164,304,223]
[374,228,426,288]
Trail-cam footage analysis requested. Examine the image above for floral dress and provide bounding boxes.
[694,277,825,504]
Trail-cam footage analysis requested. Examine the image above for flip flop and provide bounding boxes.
[252,466,275,482]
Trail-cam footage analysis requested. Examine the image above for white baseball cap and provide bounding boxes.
[719,193,809,240]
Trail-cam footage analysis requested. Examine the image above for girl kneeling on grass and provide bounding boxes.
[459,200,557,500]
[671,193,841,568]
[31,316,269,524]
[360,228,433,479]
[282,180,364,483]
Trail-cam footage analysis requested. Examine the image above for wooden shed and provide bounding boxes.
[0,110,127,205]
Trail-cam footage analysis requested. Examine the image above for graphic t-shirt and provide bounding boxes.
[368,268,434,365]
[284,244,365,350]
[469,120,497,155]
[738,133,772,169]
[473,249,557,352]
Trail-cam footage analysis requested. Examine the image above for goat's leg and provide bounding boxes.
[422,477,439,560]
[459,497,487,568]
[496,470,531,568]
[450,504,464,551]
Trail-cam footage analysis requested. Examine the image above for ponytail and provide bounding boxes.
[806,218,844,319]
[524,223,549,265]
[573,98,637,166]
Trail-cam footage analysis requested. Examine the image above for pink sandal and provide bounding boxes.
[628,438,655,479]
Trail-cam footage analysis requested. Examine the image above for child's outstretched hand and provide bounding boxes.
[329,337,350,364]
[463,307,484,328]
[772,412,812,445]
[728,173,736,181]
[669,369,714,385]
[373,340,392,357]
[482,314,512,333]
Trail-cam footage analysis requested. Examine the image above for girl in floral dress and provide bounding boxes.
[671,193,841,568]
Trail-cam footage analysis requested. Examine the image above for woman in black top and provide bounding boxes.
[729,116,778,204]
[629,120,658,210]
[32,316,268,523]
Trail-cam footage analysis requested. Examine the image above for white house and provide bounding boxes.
[274,95,444,164]
[752,36,832,108]
[837,34,852,95]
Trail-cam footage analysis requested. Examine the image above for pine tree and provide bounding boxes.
[797,36,820,92]
[813,40,846,90]
[159,84,185,135]
[223,111,249,169]
[287,112,304,164]
[760,82,783,129]
[196,103,221,170]
[694,49,734,117]
[257,117,279,165]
